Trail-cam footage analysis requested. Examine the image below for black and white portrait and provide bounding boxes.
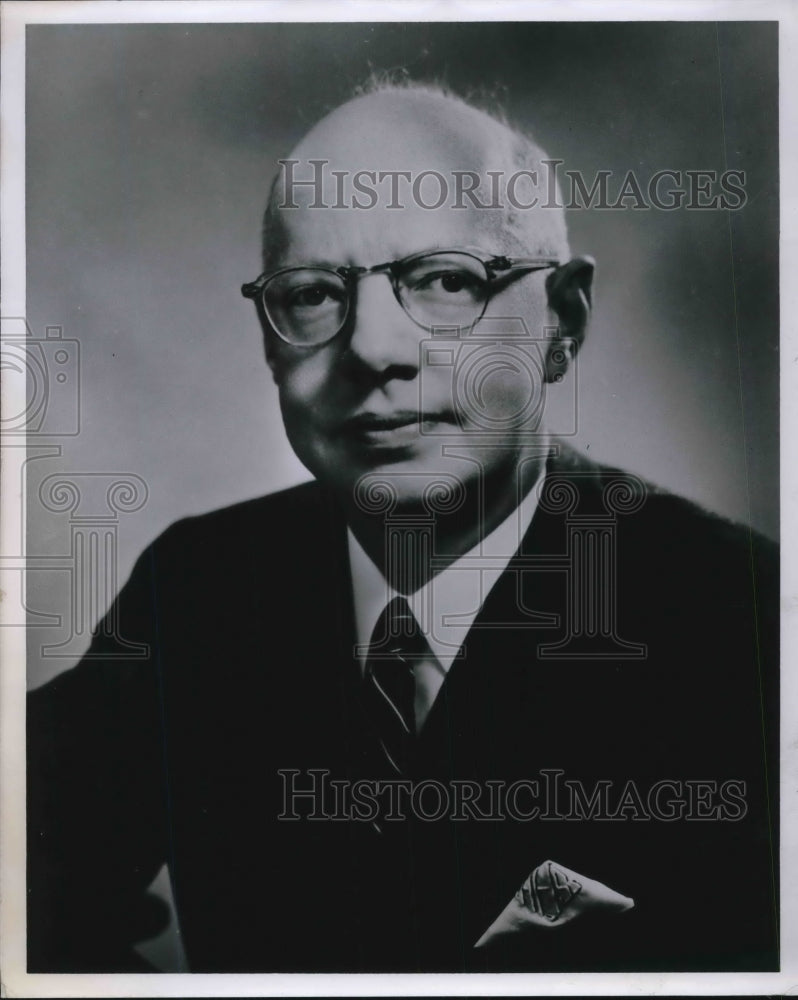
[2,4,790,993]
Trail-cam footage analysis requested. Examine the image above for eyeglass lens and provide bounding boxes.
[262,251,490,345]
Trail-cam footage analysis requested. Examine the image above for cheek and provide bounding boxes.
[272,349,332,414]
[468,289,553,419]
[481,285,553,339]
[476,350,545,421]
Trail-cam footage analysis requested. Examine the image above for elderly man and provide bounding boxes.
[28,82,777,973]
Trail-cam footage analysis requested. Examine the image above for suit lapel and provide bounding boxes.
[416,441,600,763]
[406,445,617,950]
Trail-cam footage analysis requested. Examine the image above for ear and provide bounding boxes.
[543,255,594,383]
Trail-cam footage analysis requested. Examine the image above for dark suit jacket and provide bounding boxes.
[27,443,779,973]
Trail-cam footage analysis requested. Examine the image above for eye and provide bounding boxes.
[276,277,345,313]
[288,285,335,308]
[412,269,483,296]
[440,271,470,293]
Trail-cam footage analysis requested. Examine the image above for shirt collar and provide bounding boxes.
[348,471,544,670]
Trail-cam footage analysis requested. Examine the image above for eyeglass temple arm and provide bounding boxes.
[487,256,560,272]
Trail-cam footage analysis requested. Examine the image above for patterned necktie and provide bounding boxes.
[363,596,427,777]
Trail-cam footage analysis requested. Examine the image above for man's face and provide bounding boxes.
[264,99,561,510]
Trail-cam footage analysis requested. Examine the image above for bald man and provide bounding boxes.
[28,82,778,974]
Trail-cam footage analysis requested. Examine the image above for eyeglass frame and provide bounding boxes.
[241,248,561,347]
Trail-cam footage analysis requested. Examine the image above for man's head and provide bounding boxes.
[248,81,594,522]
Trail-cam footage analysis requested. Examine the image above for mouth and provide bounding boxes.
[340,409,454,445]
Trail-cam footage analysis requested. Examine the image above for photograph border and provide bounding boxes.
[1,1,795,996]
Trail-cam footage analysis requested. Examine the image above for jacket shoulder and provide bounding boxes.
[547,442,777,595]
[152,479,335,554]
[552,441,775,548]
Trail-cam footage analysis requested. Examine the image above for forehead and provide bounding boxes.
[268,92,524,266]
[275,200,512,267]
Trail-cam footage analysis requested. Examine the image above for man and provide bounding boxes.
[28,81,778,973]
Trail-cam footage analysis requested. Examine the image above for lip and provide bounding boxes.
[340,409,453,444]
[346,410,421,431]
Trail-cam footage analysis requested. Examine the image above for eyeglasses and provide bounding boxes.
[241,249,559,346]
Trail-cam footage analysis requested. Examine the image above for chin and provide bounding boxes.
[340,453,479,523]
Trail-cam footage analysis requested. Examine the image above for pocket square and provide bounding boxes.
[474,859,634,948]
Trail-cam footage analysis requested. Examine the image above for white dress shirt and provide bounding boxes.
[348,475,543,731]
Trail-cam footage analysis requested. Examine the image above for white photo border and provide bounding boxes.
[2,1,795,996]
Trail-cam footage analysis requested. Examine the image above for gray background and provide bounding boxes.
[26,21,779,690]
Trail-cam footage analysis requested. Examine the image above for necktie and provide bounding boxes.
[363,596,427,777]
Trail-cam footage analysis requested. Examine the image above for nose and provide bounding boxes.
[344,272,421,377]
